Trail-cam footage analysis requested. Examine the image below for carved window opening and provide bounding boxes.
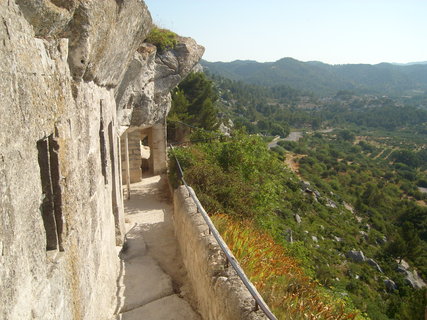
[99,119,107,185]
[99,101,108,184]
[109,122,121,242]
[117,136,123,203]
[37,134,64,251]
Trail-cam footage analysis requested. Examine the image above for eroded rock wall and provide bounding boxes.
[115,37,204,132]
[0,1,203,319]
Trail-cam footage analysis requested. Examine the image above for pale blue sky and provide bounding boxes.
[144,0,427,65]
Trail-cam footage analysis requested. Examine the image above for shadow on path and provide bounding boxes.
[114,175,200,320]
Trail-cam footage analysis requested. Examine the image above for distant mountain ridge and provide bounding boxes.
[201,58,427,96]
[391,61,427,66]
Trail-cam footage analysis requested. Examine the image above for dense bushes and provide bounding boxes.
[170,132,284,218]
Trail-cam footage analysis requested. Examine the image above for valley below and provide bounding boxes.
[168,65,427,319]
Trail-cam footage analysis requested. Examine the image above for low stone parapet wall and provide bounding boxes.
[173,185,269,320]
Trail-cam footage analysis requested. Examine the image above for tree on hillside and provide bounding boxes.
[169,72,219,131]
[360,183,385,208]
[337,129,355,142]
[391,150,420,168]
[169,89,190,122]
[387,222,422,263]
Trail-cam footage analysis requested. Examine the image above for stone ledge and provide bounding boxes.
[173,185,269,320]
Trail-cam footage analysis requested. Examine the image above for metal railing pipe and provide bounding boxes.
[170,145,277,320]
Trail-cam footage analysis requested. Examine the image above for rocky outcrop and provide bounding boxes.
[325,198,338,208]
[346,252,384,273]
[16,0,153,86]
[359,231,369,241]
[397,261,426,289]
[115,37,204,132]
[384,279,398,292]
[333,235,343,242]
[284,229,293,243]
[367,258,383,273]
[346,250,366,263]
[0,1,203,319]
[376,236,387,245]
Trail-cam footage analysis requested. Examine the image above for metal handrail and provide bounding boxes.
[170,144,277,320]
[169,136,225,147]
[168,119,200,130]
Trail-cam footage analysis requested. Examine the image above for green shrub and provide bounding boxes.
[145,27,177,52]
[278,140,297,151]
[168,147,195,188]
[189,129,223,143]
[418,178,427,188]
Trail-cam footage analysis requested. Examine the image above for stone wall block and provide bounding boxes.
[149,124,167,174]
[173,186,269,320]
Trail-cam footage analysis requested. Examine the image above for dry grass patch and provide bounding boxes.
[212,214,364,320]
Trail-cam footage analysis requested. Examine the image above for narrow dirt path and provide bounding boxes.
[284,153,305,177]
[373,148,387,160]
[115,175,200,320]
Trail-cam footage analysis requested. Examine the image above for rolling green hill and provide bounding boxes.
[201,58,427,96]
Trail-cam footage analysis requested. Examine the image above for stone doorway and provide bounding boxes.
[120,124,167,186]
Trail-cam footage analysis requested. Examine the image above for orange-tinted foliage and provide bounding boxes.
[212,214,360,320]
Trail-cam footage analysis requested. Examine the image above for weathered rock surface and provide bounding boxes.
[325,198,338,208]
[119,255,174,313]
[333,235,343,242]
[118,224,176,315]
[15,0,78,38]
[384,279,398,292]
[367,258,383,273]
[359,230,368,240]
[346,250,366,263]
[115,36,204,131]
[68,0,152,85]
[116,175,200,319]
[0,1,203,319]
[300,181,311,190]
[284,229,293,243]
[397,261,426,289]
[376,236,387,245]
[294,213,302,224]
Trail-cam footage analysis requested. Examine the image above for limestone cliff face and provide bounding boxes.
[0,1,203,319]
[116,37,204,132]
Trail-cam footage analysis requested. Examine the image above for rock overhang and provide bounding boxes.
[115,36,205,131]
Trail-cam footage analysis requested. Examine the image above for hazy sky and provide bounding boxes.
[144,0,427,65]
